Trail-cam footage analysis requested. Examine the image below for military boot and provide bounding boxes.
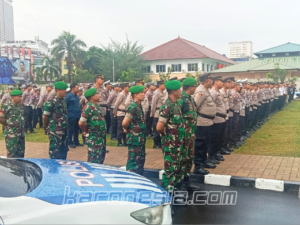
[194,166,209,175]
[181,177,200,192]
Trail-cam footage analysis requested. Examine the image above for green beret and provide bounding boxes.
[84,88,97,98]
[10,90,23,96]
[182,77,198,86]
[129,85,144,94]
[165,80,182,90]
[54,81,68,90]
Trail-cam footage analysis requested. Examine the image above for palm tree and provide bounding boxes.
[41,57,60,82]
[32,67,43,82]
[51,31,87,82]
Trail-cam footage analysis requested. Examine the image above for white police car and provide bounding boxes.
[0,158,172,224]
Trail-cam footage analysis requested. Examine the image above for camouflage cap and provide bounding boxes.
[84,88,97,98]
[129,85,144,94]
[10,90,23,96]
[165,80,181,90]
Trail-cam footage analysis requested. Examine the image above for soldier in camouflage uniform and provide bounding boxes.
[156,80,186,193]
[177,78,199,191]
[43,81,69,160]
[122,85,146,175]
[79,88,107,164]
[0,90,25,158]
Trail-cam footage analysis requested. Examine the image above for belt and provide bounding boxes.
[259,101,262,104]
[216,113,227,119]
[110,107,114,109]
[24,104,31,107]
[197,113,215,120]
[227,109,229,114]
[100,104,107,107]
[118,109,126,112]
[229,109,234,112]
[156,107,160,110]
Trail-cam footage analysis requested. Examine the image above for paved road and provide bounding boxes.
[148,177,300,224]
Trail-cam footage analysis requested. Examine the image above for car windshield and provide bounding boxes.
[0,158,42,197]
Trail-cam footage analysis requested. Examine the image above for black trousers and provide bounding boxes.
[226,116,233,143]
[67,117,80,145]
[105,108,111,133]
[208,122,226,158]
[232,112,240,140]
[117,116,126,143]
[245,107,250,130]
[110,110,118,139]
[146,107,153,136]
[239,116,245,136]
[24,106,33,132]
[152,117,161,146]
[33,108,43,128]
[194,125,212,167]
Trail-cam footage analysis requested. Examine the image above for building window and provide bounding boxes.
[146,65,151,73]
[188,63,198,72]
[171,64,181,72]
[202,63,205,71]
[156,65,166,73]
[207,64,209,72]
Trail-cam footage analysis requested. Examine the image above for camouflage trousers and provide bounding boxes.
[126,145,146,175]
[48,134,69,160]
[5,136,25,158]
[87,134,106,164]
[182,137,195,178]
[162,144,184,192]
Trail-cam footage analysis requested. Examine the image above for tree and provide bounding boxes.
[100,37,146,82]
[51,31,87,82]
[159,66,172,81]
[41,57,60,82]
[32,67,43,82]
[73,68,94,83]
[144,74,152,83]
[266,63,289,83]
[288,76,298,84]
[83,46,104,74]
[119,68,136,82]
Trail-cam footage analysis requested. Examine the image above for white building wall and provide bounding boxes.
[147,58,231,74]
[229,41,253,59]
[0,0,14,42]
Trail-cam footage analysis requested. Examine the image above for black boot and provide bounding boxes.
[194,166,210,175]
[214,153,225,161]
[181,177,200,191]
[207,157,220,164]
[173,182,188,205]
[220,149,231,155]
[204,161,217,168]
[118,139,123,146]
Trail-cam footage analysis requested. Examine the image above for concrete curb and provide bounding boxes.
[118,167,300,193]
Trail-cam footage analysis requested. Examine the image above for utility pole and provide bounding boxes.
[112,57,115,83]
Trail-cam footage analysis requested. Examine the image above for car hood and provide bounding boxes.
[22,158,170,207]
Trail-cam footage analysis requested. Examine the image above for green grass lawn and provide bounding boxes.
[0,124,154,149]
[234,100,300,157]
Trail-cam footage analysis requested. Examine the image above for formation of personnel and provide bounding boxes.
[0,74,296,202]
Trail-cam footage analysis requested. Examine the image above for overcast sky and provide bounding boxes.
[13,0,300,55]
